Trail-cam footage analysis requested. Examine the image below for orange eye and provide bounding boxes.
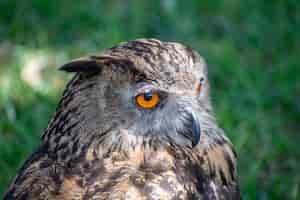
[136,92,160,109]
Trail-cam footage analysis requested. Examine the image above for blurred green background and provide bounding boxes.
[0,0,299,199]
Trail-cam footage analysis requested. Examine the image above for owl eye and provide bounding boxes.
[136,91,160,109]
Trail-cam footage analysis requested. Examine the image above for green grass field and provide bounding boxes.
[0,1,299,199]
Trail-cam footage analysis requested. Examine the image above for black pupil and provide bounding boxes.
[143,92,153,101]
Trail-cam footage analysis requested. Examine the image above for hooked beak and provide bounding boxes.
[190,112,201,147]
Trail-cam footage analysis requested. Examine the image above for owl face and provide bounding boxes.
[61,39,213,149]
[99,66,206,149]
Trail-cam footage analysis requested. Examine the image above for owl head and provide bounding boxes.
[54,39,218,153]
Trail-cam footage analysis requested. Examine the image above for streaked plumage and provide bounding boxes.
[4,39,240,200]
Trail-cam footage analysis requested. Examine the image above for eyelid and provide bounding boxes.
[135,83,156,95]
[136,86,167,98]
[134,81,168,100]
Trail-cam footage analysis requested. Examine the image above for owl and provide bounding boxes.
[4,39,240,200]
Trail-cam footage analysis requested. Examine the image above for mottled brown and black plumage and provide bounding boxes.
[4,39,241,199]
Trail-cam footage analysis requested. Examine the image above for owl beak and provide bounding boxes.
[191,113,201,147]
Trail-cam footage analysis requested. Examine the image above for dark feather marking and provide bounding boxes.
[17,192,29,200]
[39,159,52,169]
[86,166,106,184]
[61,120,79,133]
[71,138,80,154]
[122,44,156,67]
[224,150,235,181]
[219,169,228,186]
[84,169,125,198]
[184,46,198,64]
[50,165,64,188]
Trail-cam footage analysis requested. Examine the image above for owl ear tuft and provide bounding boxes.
[59,58,101,73]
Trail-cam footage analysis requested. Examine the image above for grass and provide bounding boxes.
[0,0,299,199]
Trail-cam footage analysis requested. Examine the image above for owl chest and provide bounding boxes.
[61,149,199,199]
